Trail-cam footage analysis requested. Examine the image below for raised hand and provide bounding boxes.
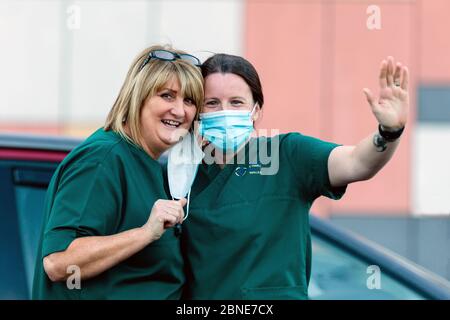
[363,56,409,131]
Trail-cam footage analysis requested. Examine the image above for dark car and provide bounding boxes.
[1,133,449,300]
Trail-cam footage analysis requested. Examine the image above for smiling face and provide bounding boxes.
[139,76,197,158]
[203,73,258,114]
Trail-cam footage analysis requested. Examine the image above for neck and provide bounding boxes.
[123,124,162,160]
[141,142,162,160]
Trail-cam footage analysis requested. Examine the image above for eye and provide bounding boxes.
[204,100,219,108]
[160,92,175,101]
[230,100,244,107]
[184,97,195,106]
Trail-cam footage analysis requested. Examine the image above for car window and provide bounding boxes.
[0,164,28,299]
[0,160,57,299]
[309,235,426,300]
[15,185,49,296]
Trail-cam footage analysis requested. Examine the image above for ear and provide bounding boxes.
[252,104,262,122]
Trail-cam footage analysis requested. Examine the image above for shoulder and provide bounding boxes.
[59,128,132,171]
[258,132,340,164]
[256,132,312,150]
[274,132,339,151]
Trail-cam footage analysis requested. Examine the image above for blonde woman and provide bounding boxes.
[32,45,204,299]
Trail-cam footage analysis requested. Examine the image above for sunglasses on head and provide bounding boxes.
[138,50,201,71]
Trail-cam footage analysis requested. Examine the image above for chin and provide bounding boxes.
[167,127,191,142]
[158,134,179,147]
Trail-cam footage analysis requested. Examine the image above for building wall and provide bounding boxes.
[245,0,450,217]
[0,0,244,134]
[243,0,450,279]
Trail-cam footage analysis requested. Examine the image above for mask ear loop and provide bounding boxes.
[183,189,191,221]
[173,190,190,237]
[250,103,259,120]
[194,121,208,150]
[171,194,190,221]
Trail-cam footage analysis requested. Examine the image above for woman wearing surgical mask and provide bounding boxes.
[32,45,204,299]
[182,54,409,299]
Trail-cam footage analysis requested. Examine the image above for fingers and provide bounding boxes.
[161,213,178,228]
[393,62,402,86]
[382,56,408,90]
[379,59,388,89]
[401,66,409,90]
[178,198,187,207]
[163,207,183,222]
[155,210,181,229]
[153,199,185,225]
[386,56,394,87]
[164,200,184,211]
[163,199,186,220]
[164,206,185,224]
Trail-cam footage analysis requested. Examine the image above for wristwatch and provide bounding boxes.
[373,125,405,152]
[378,124,405,142]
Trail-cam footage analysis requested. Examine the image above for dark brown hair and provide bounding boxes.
[201,54,264,108]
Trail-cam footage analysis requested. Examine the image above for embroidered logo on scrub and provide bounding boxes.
[234,164,262,177]
[234,166,247,177]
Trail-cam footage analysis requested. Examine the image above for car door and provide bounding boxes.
[0,157,59,299]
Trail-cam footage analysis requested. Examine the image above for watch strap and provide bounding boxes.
[378,124,405,142]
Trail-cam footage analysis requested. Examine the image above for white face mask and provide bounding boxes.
[167,130,204,220]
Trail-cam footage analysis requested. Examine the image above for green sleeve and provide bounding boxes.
[42,161,122,258]
[283,132,347,201]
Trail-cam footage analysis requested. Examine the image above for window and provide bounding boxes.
[309,235,426,300]
[0,160,56,299]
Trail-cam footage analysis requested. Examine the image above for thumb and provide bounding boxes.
[363,88,374,105]
[178,198,187,207]
[363,88,379,112]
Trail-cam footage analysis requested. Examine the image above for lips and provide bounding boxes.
[161,119,182,128]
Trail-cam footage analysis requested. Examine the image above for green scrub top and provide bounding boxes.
[182,133,347,300]
[32,128,184,300]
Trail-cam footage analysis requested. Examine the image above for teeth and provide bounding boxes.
[162,120,181,127]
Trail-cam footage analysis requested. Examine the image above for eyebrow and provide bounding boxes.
[204,96,247,100]
[230,96,247,100]
[159,88,178,94]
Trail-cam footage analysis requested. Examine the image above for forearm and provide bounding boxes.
[351,130,401,179]
[44,227,153,282]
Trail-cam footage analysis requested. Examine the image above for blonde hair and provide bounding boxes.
[104,44,204,148]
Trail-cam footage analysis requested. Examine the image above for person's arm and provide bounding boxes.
[328,56,409,187]
[43,198,186,282]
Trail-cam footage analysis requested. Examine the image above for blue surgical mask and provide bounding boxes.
[198,104,257,151]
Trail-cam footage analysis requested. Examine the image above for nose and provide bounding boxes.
[170,98,185,119]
